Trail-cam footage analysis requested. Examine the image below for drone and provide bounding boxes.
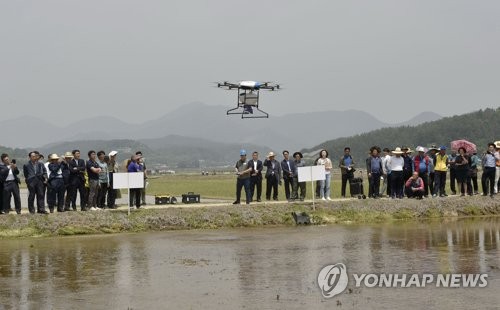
[215,80,280,119]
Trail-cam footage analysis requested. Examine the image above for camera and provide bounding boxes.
[11,159,16,164]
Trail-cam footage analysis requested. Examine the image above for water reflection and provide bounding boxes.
[0,218,498,309]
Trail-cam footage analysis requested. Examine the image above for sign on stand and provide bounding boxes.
[298,166,325,210]
[113,172,145,215]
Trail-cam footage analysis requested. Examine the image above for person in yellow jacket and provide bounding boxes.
[433,146,449,197]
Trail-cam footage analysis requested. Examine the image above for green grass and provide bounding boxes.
[146,172,473,200]
[147,174,346,200]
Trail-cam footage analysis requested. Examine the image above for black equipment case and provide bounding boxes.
[155,195,177,205]
[182,192,200,204]
[350,177,366,199]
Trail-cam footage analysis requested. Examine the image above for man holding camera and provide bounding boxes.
[0,154,21,214]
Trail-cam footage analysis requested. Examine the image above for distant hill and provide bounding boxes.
[38,135,270,169]
[302,108,500,164]
[0,102,441,151]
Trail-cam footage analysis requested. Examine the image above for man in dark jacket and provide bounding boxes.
[248,151,263,202]
[23,151,48,214]
[280,150,296,201]
[402,147,414,197]
[264,152,281,201]
[69,149,87,211]
[0,154,21,214]
[47,154,68,213]
[339,147,355,198]
[292,152,306,201]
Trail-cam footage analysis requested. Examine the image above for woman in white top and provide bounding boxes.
[388,147,405,199]
[317,149,333,200]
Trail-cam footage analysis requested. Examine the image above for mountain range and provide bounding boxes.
[0,102,441,151]
[303,107,500,164]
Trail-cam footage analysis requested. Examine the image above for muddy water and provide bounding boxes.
[0,218,499,310]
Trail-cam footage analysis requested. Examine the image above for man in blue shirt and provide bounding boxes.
[366,146,382,198]
[339,147,355,198]
[128,154,143,208]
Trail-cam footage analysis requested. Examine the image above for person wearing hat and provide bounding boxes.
[47,154,68,213]
[248,151,263,202]
[107,151,119,209]
[292,151,306,201]
[388,147,405,199]
[62,152,74,211]
[481,143,497,197]
[339,147,355,198]
[264,151,282,201]
[23,151,49,214]
[401,147,414,197]
[433,146,449,197]
[413,147,431,197]
[234,150,252,205]
[68,149,87,211]
[280,150,296,202]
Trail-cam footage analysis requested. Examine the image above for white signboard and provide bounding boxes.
[113,172,144,189]
[298,166,325,182]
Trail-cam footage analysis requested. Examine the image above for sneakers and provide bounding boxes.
[89,207,98,211]
[327,197,332,201]
[321,197,326,201]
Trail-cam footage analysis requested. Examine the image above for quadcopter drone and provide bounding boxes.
[215,80,280,119]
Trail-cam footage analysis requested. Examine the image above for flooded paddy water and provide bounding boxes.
[0,218,499,309]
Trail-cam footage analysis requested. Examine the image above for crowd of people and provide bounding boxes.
[0,150,148,214]
[233,141,500,203]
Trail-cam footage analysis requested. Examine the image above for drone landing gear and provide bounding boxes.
[226,105,269,119]
[226,88,268,119]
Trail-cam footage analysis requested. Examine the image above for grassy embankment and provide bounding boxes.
[2,174,499,238]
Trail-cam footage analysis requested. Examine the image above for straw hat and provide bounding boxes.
[64,151,74,158]
[402,147,413,153]
[392,147,404,155]
[49,154,60,160]
[416,146,425,152]
[109,150,118,156]
[494,141,500,149]
[267,151,275,157]
[429,144,439,151]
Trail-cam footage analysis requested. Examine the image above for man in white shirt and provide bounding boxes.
[381,148,392,197]
[388,148,405,199]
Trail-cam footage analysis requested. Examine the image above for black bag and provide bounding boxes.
[350,177,365,198]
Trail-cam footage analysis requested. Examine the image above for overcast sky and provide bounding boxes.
[1,0,499,126]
